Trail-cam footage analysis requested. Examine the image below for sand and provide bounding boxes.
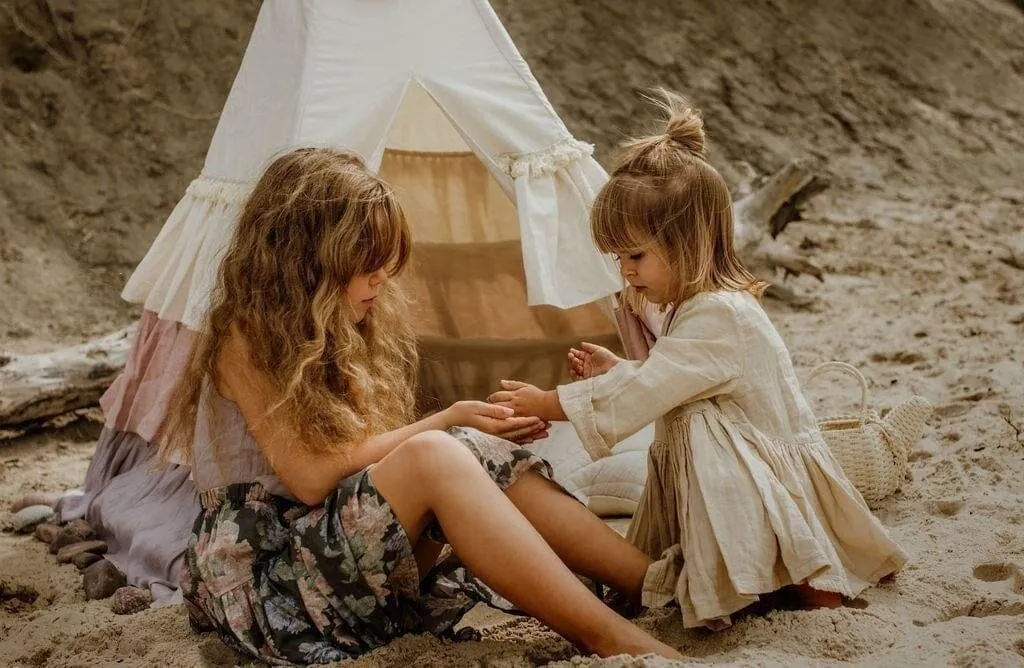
[2,0,1023,665]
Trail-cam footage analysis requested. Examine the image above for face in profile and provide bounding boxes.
[615,246,673,304]
[345,268,388,323]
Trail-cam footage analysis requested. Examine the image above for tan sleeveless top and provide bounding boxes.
[189,328,296,500]
[190,385,295,500]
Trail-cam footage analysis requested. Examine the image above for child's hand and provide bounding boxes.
[487,380,565,421]
[568,342,623,380]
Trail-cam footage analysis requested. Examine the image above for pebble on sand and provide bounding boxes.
[49,519,94,554]
[111,586,153,615]
[9,505,55,533]
[56,540,108,564]
[83,559,126,601]
[33,522,60,544]
[8,491,62,513]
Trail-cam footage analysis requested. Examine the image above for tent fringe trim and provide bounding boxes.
[184,173,255,207]
[497,137,594,179]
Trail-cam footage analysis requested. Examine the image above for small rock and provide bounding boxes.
[83,559,126,601]
[9,505,55,533]
[50,519,94,554]
[111,586,152,615]
[56,540,108,564]
[71,551,103,570]
[34,523,60,544]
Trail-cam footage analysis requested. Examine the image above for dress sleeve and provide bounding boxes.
[557,295,745,460]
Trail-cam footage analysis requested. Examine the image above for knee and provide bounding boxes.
[396,430,479,478]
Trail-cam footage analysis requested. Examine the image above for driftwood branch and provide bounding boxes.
[734,159,815,251]
[0,325,137,429]
[733,158,830,304]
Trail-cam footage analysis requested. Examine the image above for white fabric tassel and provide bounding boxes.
[497,137,595,179]
[183,174,255,208]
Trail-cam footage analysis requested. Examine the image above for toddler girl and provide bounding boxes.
[490,91,907,630]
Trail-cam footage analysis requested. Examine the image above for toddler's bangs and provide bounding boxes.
[590,179,657,255]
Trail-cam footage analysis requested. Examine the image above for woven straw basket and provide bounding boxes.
[807,361,932,507]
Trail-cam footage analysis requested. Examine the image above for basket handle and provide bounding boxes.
[806,361,869,416]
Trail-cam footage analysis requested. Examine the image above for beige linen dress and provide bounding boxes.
[557,290,907,629]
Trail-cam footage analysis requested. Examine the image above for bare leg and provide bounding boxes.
[368,431,682,660]
[503,470,650,608]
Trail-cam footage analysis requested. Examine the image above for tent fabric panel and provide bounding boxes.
[122,176,249,329]
[201,0,310,180]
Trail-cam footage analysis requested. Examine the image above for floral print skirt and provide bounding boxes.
[180,427,558,665]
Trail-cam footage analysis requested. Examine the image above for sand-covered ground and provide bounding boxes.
[2,0,1023,665]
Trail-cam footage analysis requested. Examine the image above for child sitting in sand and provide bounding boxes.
[488,90,908,630]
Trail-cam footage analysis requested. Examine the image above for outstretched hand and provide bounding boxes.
[487,380,566,421]
[443,400,550,444]
[568,342,624,380]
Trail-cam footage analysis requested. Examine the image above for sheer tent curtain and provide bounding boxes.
[379,82,621,412]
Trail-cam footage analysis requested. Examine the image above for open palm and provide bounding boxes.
[568,342,624,380]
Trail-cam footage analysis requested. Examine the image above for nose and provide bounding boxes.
[619,262,636,279]
[369,268,387,286]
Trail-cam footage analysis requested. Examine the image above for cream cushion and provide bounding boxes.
[531,421,653,517]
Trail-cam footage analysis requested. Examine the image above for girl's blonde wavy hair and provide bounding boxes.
[159,147,417,465]
[591,89,767,313]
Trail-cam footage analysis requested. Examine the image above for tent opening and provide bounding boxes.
[379,82,620,413]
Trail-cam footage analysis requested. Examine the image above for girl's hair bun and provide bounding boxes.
[652,88,705,157]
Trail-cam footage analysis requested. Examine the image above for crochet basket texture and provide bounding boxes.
[807,361,932,507]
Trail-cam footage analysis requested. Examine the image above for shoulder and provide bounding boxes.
[667,290,745,335]
[214,326,244,377]
[215,325,274,403]
[654,291,748,375]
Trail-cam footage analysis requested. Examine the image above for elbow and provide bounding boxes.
[275,451,352,507]
[294,487,330,507]
[284,472,337,506]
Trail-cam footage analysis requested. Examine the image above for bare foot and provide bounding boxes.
[793,583,843,609]
[593,626,684,661]
[602,641,684,662]
[9,491,62,513]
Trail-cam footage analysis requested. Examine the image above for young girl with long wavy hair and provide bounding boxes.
[161,147,682,664]
[490,92,907,630]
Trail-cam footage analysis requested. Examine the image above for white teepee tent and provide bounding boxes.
[123,0,627,411]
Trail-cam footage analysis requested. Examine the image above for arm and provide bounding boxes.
[215,335,452,505]
[243,409,451,506]
[216,331,545,506]
[557,296,745,460]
